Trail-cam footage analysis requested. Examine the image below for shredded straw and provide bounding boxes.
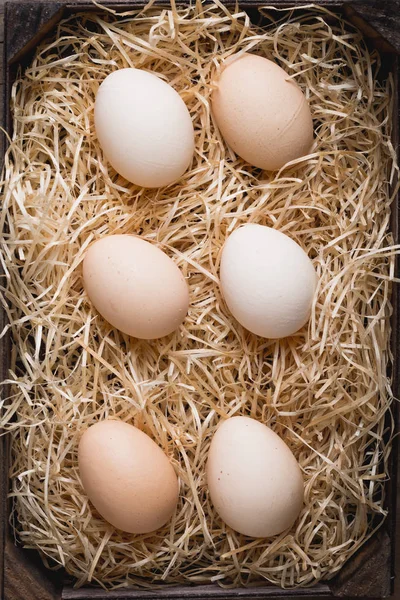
[0,0,399,591]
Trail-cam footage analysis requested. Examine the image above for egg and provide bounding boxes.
[78,420,179,534]
[83,235,189,339]
[206,417,304,537]
[95,68,195,187]
[220,224,317,339]
[212,53,313,171]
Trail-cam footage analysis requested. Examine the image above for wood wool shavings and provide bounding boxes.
[0,0,399,590]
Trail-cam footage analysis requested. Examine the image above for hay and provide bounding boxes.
[0,0,399,590]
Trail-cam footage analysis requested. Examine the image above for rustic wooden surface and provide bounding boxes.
[0,1,400,599]
[344,0,400,53]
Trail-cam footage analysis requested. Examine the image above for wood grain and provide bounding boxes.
[346,0,400,53]
[0,1,400,599]
[6,2,65,66]
[4,538,62,600]
[62,584,332,600]
[330,529,392,598]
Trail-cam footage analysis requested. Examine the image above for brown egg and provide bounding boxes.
[212,53,313,171]
[78,420,179,534]
[83,235,189,340]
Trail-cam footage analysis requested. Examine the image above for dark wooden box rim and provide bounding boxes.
[1,1,399,599]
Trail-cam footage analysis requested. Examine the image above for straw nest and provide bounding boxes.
[0,0,399,590]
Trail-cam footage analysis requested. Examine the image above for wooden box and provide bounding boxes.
[1,1,399,598]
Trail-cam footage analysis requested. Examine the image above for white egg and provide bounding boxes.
[95,68,195,188]
[206,417,304,537]
[220,224,317,339]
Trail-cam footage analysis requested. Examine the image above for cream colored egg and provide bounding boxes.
[83,235,189,339]
[95,68,195,187]
[220,224,317,339]
[78,420,179,534]
[212,53,313,171]
[206,417,304,537]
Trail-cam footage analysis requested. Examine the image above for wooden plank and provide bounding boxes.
[6,2,65,65]
[0,10,4,44]
[0,437,7,600]
[62,584,332,600]
[4,537,62,600]
[330,529,392,598]
[346,0,400,53]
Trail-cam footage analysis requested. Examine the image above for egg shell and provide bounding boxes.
[220,224,317,339]
[212,53,313,171]
[78,420,179,534]
[83,235,189,340]
[95,68,195,188]
[206,417,304,537]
